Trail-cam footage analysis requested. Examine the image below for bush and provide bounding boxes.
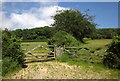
[103,36,120,69]
[2,29,25,76]
[57,53,70,62]
[2,57,21,76]
[48,31,80,47]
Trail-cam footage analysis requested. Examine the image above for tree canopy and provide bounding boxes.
[52,9,96,41]
[11,26,56,42]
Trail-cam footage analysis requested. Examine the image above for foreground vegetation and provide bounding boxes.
[2,29,25,76]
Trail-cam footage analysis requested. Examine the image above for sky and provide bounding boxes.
[0,2,119,30]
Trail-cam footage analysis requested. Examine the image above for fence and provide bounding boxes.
[25,45,65,63]
[24,44,92,63]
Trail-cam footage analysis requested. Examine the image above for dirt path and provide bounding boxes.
[7,61,117,79]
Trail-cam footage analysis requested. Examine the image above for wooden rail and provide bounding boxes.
[24,45,56,63]
[24,44,91,63]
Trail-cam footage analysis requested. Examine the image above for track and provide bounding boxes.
[9,61,116,79]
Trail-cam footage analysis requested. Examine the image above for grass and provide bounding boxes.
[58,55,120,79]
[2,65,22,79]
[21,42,48,53]
[20,39,119,79]
[21,42,47,44]
[81,39,112,50]
[32,46,50,53]
[57,39,120,79]
[73,39,112,64]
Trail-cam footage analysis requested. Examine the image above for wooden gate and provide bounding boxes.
[24,45,56,63]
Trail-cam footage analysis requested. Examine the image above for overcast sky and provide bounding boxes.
[0,2,119,30]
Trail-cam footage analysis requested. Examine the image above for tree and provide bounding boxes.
[11,26,56,41]
[90,28,120,39]
[52,9,96,42]
[12,29,23,38]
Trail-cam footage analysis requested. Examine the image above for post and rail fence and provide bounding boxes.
[24,44,90,63]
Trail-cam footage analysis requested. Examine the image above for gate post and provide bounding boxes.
[54,45,56,58]
[55,47,64,57]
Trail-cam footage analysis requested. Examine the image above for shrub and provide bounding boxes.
[2,29,25,76]
[2,57,21,76]
[48,31,80,47]
[103,36,120,69]
[57,53,70,62]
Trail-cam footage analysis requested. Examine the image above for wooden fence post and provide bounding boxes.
[63,45,65,51]
[54,45,56,58]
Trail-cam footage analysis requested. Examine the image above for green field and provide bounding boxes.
[64,39,112,63]
[21,42,48,53]
[79,39,112,63]
[81,39,112,50]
